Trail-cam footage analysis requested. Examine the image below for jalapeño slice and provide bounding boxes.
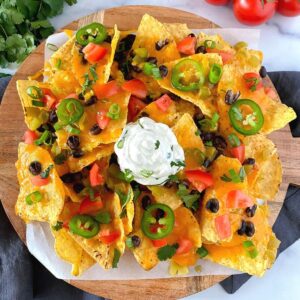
[171,59,205,92]
[76,23,107,46]
[69,215,99,239]
[228,99,264,136]
[56,98,84,126]
[141,203,175,240]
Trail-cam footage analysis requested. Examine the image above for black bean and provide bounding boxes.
[159,65,168,78]
[36,124,46,133]
[119,34,136,52]
[78,93,84,100]
[82,164,92,172]
[225,90,240,105]
[144,95,153,104]
[155,39,169,51]
[155,208,165,220]
[60,173,74,184]
[245,221,255,237]
[139,111,150,118]
[89,124,102,135]
[196,45,207,54]
[243,158,256,166]
[146,56,158,65]
[84,96,97,106]
[29,161,42,176]
[73,183,85,194]
[72,172,83,182]
[168,93,181,102]
[49,110,58,124]
[141,195,152,210]
[213,135,227,152]
[67,135,80,150]
[104,35,112,43]
[47,123,55,133]
[205,198,219,213]
[201,132,215,143]
[132,65,142,73]
[164,181,176,189]
[188,33,196,38]
[237,220,247,235]
[131,235,141,248]
[109,153,118,165]
[71,149,84,158]
[259,66,267,78]
[193,111,205,125]
[246,204,257,218]
[81,55,88,65]
[119,61,133,80]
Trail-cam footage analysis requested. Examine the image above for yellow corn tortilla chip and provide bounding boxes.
[148,186,182,210]
[197,32,234,54]
[157,53,223,116]
[15,143,65,224]
[244,134,282,200]
[164,23,191,42]
[52,227,95,276]
[56,89,130,152]
[69,192,125,269]
[72,26,120,86]
[132,14,180,65]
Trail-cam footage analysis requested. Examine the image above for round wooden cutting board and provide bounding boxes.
[0,5,300,300]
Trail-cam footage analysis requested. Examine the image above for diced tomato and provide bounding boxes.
[185,169,214,192]
[152,238,167,248]
[83,43,107,63]
[121,79,147,99]
[79,195,103,214]
[128,96,147,122]
[155,94,173,112]
[243,73,263,91]
[62,221,69,230]
[177,36,197,55]
[176,239,193,255]
[30,175,50,186]
[206,48,234,64]
[42,88,57,109]
[264,87,277,99]
[99,229,120,244]
[97,110,110,129]
[93,80,121,99]
[226,190,254,208]
[89,163,104,187]
[23,130,38,144]
[215,214,231,239]
[231,144,245,163]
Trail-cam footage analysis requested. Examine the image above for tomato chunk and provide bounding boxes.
[41,88,57,109]
[177,36,196,55]
[79,195,103,214]
[23,130,38,144]
[231,144,245,163]
[243,72,263,91]
[152,238,167,248]
[93,80,121,99]
[97,110,110,129]
[155,94,172,112]
[30,175,50,186]
[128,96,146,122]
[89,163,104,187]
[185,169,213,192]
[99,229,120,244]
[206,48,234,64]
[215,214,231,239]
[121,79,147,99]
[226,190,254,208]
[83,43,107,63]
[176,238,193,255]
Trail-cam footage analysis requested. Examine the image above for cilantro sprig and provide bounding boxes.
[220,167,246,183]
[157,244,179,261]
[176,183,201,211]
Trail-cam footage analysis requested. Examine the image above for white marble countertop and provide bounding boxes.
[24,1,300,299]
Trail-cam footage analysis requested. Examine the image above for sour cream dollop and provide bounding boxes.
[114,117,185,185]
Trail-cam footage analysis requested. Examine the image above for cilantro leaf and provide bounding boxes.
[116,189,132,217]
[157,244,179,261]
[155,140,160,149]
[51,221,63,231]
[112,249,121,268]
[170,160,185,168]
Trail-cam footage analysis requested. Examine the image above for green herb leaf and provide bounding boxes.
[221,168,245,183]
[112,248,121,268]
[116,189,132,217]
[54,150,69,165]
[140,169,153,178]
[170,160,185,168]
[228,133,241,147]
[132,185,141,203]
[155,140,160,149]
[242,240,254,248]
[89,64,98,81]
[52,221,63,231]
[94,211,111,224]
[40,164,53,179]
[157,244,179,261]
[197,246,208,258]
[125,237,133,248]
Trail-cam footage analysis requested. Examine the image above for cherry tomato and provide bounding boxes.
[121,79,147,99]
[97,110,110,129]
[177,36,197,55]
[99,229,120,244]
[176,239,193,255]
[243,72,263,91]
[93,80,121,99]
[277,0,300,16]
[152,238,168,248]
[89,163,104,187]
[83,43,107,63]
[226,190,254,208]
[23,130,38,144]
[155,94,173,112]
[205,0,230,5]
[231,144,245,163]
[215,214,231,239]
[233,0,277,26]
[128,96,147,122]
[30,175,50,186]
[79,195,103,214]
[185,169,214,192]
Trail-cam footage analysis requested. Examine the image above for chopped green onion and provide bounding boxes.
[32,100,45,107]
[56,58,62,69]
[34,130,50,146]
[242,240,254,248]
[143,62,161,79]
[107,103,121,120]
[117,139,124,149]
[54,122,63,131]
[248,248,258,259]
[89,64,98,81]
[208,63,223,84]
[228,133,241,147]
[197,246,208,258]
[112,249,121,268]
[125,237,134,248]
[26,191,42,205]
[65,124,81,134]
[47,43,58,52]
[204,40,216,49]
[27,86,43,99]
[140,169,153,178]
[122,169,134,182]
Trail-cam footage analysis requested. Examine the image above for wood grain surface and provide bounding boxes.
[0,5,299,300]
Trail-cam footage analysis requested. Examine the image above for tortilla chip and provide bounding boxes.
[132,14,180,65]
[52,227,95,276]
[15,143,65,224]
[164,23,191,42]
[197,32,234,54]
[244,134,282,200]
[56,89,130,152]
[157,53,223,116]
[148,186,182,210]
